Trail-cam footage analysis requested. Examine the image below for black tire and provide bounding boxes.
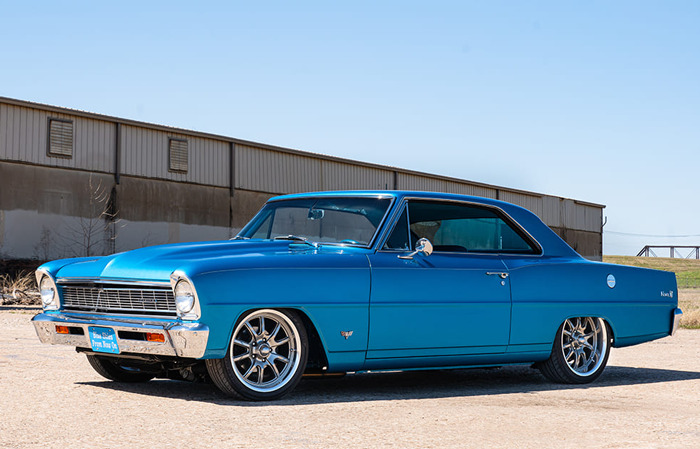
[538,317,611,384]
[86,354,156,383]
[206,309,308,401]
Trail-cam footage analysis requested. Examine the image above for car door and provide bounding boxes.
[367,199,521,361]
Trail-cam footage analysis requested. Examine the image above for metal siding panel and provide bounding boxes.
[396,173,497,198]
[500,191,543,218]
[321,161,394,190]
[541,195,561,228]
[235,145,321,193]
[120,125,227,186]
[71,116,114,172]
[563,199,576,231]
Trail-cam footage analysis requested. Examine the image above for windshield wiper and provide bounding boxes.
[273,235,319,248]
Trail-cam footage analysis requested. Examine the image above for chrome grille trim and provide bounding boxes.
[60,284,176,316]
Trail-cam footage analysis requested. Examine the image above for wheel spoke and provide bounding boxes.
[271,336,290,348]
[565,348,574,362]
[268,359,280,378]
[271,322,281,339]
[269,352,289,365]
[234,339,251,349]
[233,351,251,362]
[256,364,264,384]
[259,316,266,336]
[244,321,256,338]
[242,362,256,380]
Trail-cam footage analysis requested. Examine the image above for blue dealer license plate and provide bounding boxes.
[88,326,120,354]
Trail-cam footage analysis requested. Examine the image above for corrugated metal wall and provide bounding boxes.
[320,160,394,190]
[0,99,603,237]
[396,173,498,198]
[0,103,115,172]
[235,145,321,193]
[235,145,396,192]
[121,125,228,187]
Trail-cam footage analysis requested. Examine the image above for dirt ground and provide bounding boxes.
[1,308,698,449]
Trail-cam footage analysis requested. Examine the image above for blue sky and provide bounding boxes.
[1,1,698,255]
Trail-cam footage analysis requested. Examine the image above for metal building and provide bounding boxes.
[0,97,604,261]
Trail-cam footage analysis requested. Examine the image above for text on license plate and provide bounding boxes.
[88,326,120,354]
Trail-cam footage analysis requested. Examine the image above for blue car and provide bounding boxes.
[32,191,683,400]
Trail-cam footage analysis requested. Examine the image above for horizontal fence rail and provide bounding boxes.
[637,245,700,259]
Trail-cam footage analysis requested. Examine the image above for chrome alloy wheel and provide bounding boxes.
[229,309,302,393]
[560,317,608,376]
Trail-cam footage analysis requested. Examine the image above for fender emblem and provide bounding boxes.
[340,331,353,340]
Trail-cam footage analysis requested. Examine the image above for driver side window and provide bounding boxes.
[384,206,410,250]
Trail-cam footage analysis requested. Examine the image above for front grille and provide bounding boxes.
[60,284,176,316]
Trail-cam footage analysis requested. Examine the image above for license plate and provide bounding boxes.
[88,326,120,354]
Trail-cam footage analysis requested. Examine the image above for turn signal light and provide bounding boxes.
[55,325,70,334]
[146,333,165,343]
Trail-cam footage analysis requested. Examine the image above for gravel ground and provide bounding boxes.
[1,308,698,449]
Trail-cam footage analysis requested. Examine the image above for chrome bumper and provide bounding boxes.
[671,308,683,336]
[32,312,209,358]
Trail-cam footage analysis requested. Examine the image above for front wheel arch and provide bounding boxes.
[206,308,309,400]
[225,307,330,373]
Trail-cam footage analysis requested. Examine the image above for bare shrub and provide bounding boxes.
[0,271,39,306]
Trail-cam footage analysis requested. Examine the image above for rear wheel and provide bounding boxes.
[206,309,308,401]
[86,354,155,382]
[538,317,611,384]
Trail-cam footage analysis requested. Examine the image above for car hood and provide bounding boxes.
[50,240,369,283]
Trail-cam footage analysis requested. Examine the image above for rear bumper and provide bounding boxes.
[671,308,683,336]
[32,312,209,358]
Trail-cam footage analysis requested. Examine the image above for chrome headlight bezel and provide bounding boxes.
[35,269,59,311]
[169,271,201,321]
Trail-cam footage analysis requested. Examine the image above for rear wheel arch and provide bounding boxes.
[537,316,613,384]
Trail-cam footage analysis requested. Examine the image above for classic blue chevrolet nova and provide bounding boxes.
[32,191,682,400]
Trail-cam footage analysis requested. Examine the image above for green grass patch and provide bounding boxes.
[603,256,700,289]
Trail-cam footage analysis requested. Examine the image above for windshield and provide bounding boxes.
[237,196,393,247]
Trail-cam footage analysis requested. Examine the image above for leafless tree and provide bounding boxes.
[61,176,122,257]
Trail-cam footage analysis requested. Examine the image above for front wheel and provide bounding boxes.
[537,317,611,384]
[206,309,308,401]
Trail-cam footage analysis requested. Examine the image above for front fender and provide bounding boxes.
[188,254,371,370]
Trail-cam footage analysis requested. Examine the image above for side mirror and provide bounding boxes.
[398,238,433,260]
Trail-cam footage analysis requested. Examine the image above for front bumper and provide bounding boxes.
[671,307,683,336]
[32,312,209,358]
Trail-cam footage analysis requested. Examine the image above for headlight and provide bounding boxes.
[175,281,195,314]
[37,272,59,311]
[170,272,201,320]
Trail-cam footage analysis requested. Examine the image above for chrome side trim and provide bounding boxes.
[32,313,209,358]
[671,308,683,336]
[56,277,171,287]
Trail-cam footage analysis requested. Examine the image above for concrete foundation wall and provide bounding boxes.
[1,161,602,261]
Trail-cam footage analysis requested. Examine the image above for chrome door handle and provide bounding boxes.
[486,272,509,279]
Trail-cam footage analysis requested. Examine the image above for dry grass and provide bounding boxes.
[679,289,700,329]
[0,271,39,306]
